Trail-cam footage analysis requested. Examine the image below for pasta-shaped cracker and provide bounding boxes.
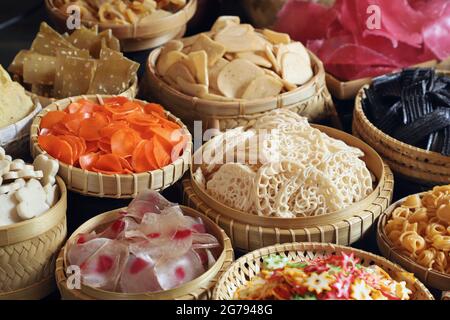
[384,184,450,275]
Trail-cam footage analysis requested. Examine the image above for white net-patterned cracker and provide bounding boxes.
[206,163,256,212]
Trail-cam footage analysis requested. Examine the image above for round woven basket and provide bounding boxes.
[45,0,197,52]
[30,95,193,199]
[353,84,450,186]
[0,96,42,159]
[144,48,338,132]
[377,194,450,291]
[0,177,67,300]
[212,242,434,300]
[183,125,394,252]
[55,206,234,300]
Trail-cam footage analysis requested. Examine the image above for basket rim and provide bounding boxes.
[45,0,197,37]
[146,47,325,109]
[212,242,434,300]
[30,94,193,179]
[57,205,233,299]
[354,78,450,163]
[189,124,386,228]
[0,176,67,242]
[376,193,450,284]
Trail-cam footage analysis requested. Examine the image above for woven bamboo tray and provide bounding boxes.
[183,125,394,252]
[144,48,339,132]
[55,206,234,300]
[377,194,450,291]
[0,96,42,159]
[30,95,193,199]
[45,0,197,52]
[212,242,434,300]
[353,83,450,186]
[0,176,67,300]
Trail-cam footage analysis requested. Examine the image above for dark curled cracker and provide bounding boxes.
[375,101,402,135]
[393,108,450,145]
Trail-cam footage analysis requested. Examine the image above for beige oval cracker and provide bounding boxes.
[217,59,264,98]
[191,33,226,67]
[176,77,208,97]
[165,61,196,85]
[156,51,188,76]
[236,51,272,68]
[281,52,313,85]
[208,58,229,91]
[211,16,240,33]
[276,42,311,67]
[188,50,209,87]
[264,45,280,73]
[160,40,183,56]
[262,29,291,45]
[241,75,283,100]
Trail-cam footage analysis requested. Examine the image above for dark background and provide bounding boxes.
[0,0,437,299]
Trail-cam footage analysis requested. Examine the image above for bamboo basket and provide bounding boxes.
[0,177,67,300]
[0,96,42,159]
[45,0,197,52]
[212,242,434,300]
[55,206,234,300]
[30,95,193,198]
[377,194,450,291]
[144,48,339,132]
[353,82,450,186]
[14,74,138,108]
[183,125,394,252]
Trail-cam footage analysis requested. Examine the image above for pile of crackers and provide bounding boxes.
[156,16,314,101]
[8,23,139,99]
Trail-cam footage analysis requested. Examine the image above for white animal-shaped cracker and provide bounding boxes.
[15,179,49,220]
[44,183,59,207]
[0,178,25,194]
[0,147,5,160]
[33,154,59,186]
[0,192,20,226]
[3,169,43,181]
[10,159,25,171]
[0,159,10,175]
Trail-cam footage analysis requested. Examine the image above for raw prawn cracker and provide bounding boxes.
[37,97,189,174]
[66,191,220,293]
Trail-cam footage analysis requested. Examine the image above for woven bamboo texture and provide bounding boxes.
[212,242,434,300]
[45,0,197,52]
[23,74,138,108]
[30,95,193,199]
[377,195,450,291]
[0,97,42,159]
[55,206,233,300]
[353,84,450,186]
[144,48,339,132]
[0,177,67,300]
[183,125,394,252]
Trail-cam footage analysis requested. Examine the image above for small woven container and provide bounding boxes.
[377,194,450,291]
[21,74,138,108]
[212,242,434,300]
[353,83,450,186]
[0,177,67,300]
[45,0,197,52]
[0,96,42,159]
[30,95,193,198]
[183,125,394,252]
[144,48,338,132]
[55,206,234,300]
